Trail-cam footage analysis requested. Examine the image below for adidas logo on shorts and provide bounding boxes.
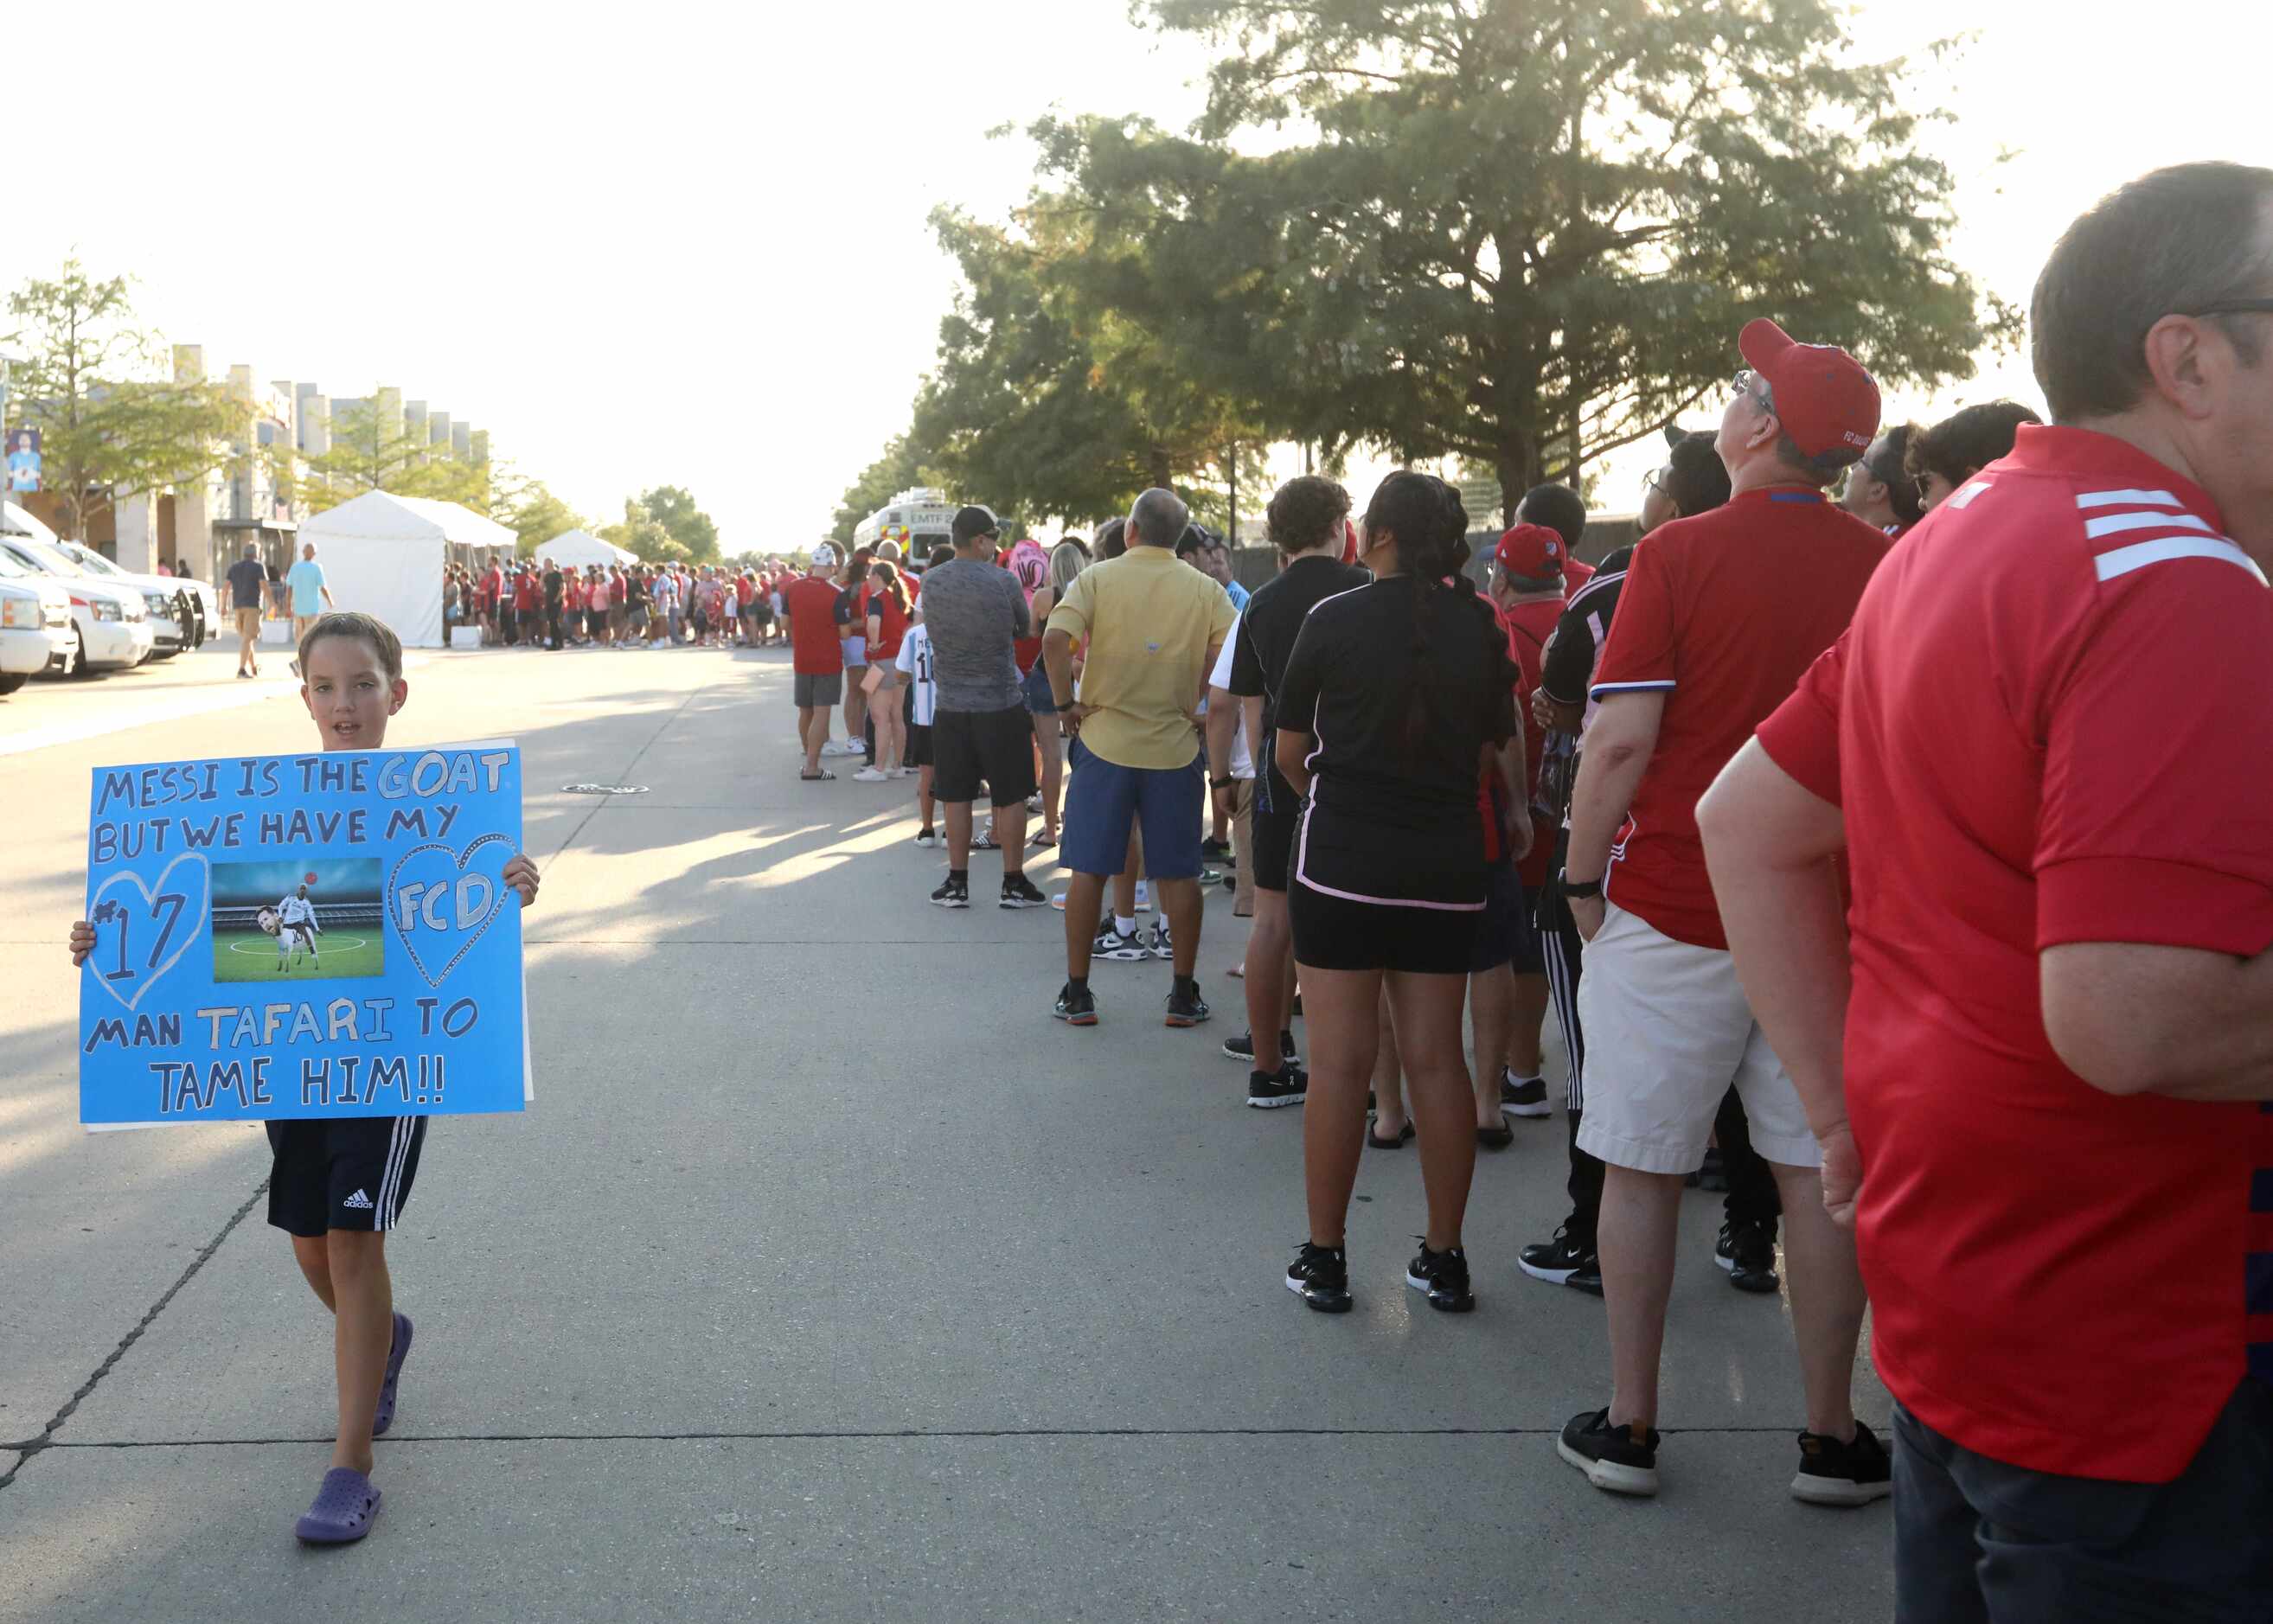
[342,1189,374,1210]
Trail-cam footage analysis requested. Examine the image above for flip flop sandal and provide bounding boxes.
[800,770,836,781]
[295,1467,382,1544]
[372,1312,413,1436]
[1226,963,1245,979]
[1367,1122,1416,1149]
[1030,831,1057,847]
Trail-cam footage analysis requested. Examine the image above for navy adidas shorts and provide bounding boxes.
[266,1116,426,1238]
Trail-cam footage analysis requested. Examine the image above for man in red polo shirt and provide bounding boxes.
[784,545,848,779]
[1702,163,2273,1619]
[1555,318,1889,1503]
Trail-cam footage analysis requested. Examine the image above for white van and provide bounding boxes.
[44,536,219,657]
[0,534,151,675]
[0,548,74,694]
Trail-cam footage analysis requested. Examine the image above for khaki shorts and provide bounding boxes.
[235,607,261,640]
[1229,778,1255,917]
[1572,901,1819,1174]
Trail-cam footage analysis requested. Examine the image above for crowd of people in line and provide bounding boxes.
[768,162,2273,1622]
[438,558,819,652]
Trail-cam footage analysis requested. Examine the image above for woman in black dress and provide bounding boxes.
[1275,471,1529,1314]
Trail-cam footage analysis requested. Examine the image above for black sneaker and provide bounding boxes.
[1565,1258,1604,1296]
[1404,1242,1476,1312]
[999,874,1049,909]
[1791,1420,1892,1506]
[1164,979,1211,1027]
[1200,835,1232,862]
[1715,1220,1780,1294]
[1221,1028,1297,1065]
[1146,920,1174,961]
[1245,1064,1308,1110]
[930,875,970,909]
[1518,1224,1599,1290]
[1694,1146,1728,1191]
[1559,1408,1661,1497]
[1052,980,1098,1026]
[1284,1241,1351,1313]
[1092,924,1149,962]
[1498,1069,1550,1118]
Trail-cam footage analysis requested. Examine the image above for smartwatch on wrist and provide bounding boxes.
[1559,869,1604,900]
[1210,775,1234,790]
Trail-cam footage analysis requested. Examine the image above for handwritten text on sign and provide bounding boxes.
[79,744,527,1125]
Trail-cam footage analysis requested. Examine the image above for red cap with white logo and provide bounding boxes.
[1738,318,1880,461]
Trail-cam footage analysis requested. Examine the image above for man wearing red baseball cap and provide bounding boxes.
[1484,524,1572,1133]
[1555,318,1892,1503]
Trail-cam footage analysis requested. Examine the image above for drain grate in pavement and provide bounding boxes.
[560,783,650,795]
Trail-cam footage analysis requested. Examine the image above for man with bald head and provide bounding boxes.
[1042,486,1237,1027]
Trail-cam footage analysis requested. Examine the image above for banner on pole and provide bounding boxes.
[78,743,528,1126]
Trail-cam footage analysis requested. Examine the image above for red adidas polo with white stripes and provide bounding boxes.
[1757,423,2273,1482]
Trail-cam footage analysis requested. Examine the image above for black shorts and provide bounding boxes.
[1510,882,1546,975]
[266,1116,427,1237]
[1290,879,1480,975]
[933,705,1038,804]
[1469,865,1523,973]
[1251,800,1297,893]
[907,722,934,766]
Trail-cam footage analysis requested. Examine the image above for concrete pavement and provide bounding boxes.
[0,639,1892,1621]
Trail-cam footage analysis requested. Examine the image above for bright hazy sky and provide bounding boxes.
[16,2,2269,546]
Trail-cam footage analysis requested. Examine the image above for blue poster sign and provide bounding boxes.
[7,426,40,493]
[79,743,528,1125]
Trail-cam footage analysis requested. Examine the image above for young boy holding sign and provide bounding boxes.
[69,611,540,1545]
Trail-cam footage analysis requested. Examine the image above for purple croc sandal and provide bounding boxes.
[295,1467,382,1544]
[372,1312,413,1437]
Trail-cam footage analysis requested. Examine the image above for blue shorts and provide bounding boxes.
[1021,663,1057,715]
[1061,737,1204,879]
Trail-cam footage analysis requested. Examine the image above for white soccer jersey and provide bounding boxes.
[895,624,939,727]
[277,896,317,930]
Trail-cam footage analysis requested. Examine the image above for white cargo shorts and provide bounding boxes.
[1573,902,1819,1174]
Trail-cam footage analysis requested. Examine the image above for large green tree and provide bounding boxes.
[1086,0,2011,515]
[4,259,250,540]
[631,485,717,561]
[912,202,1265,521]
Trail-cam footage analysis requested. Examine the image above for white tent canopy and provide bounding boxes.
[297,492,517,649]
[535,529,637,569]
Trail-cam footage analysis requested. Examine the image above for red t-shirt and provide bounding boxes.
[515,576,539,611]
[782,575,845,675]
[867,587,911,661]
[1590,487,1887,948]
[1756,425,2273,1481]
[737,577,755,608]
[1563,557,1595,592]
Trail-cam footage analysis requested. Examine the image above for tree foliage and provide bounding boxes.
[1122,0,2013,512]
[830,431,944,544]
[599,497,688,564]
[488,468,586,557]
[302,397,490,513]
[631,485,717,561]
[4,258,251,540]
[911,200,1265,522]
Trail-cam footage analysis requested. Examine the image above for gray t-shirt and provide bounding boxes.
[919,556,1030,713]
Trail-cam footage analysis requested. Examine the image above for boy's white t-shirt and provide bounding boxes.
[1207,616,1253,780]
[896,624,939,727]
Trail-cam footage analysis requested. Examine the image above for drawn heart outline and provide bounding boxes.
[387,834,514,989]
[86,852,212,1014]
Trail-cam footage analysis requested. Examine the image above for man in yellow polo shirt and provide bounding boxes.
[1042,486,1236,1028]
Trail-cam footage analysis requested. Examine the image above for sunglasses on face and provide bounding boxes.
[1730,369,1775,412]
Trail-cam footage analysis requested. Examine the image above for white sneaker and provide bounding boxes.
[821,739,861,757]
[1134,881,1152,912]
[852,766,890,783]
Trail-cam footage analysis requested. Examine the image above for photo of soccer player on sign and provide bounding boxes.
[210,858,384,982]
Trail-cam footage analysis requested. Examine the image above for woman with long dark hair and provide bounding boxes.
[859,560,915,779]
[1275,471,1527,1314]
